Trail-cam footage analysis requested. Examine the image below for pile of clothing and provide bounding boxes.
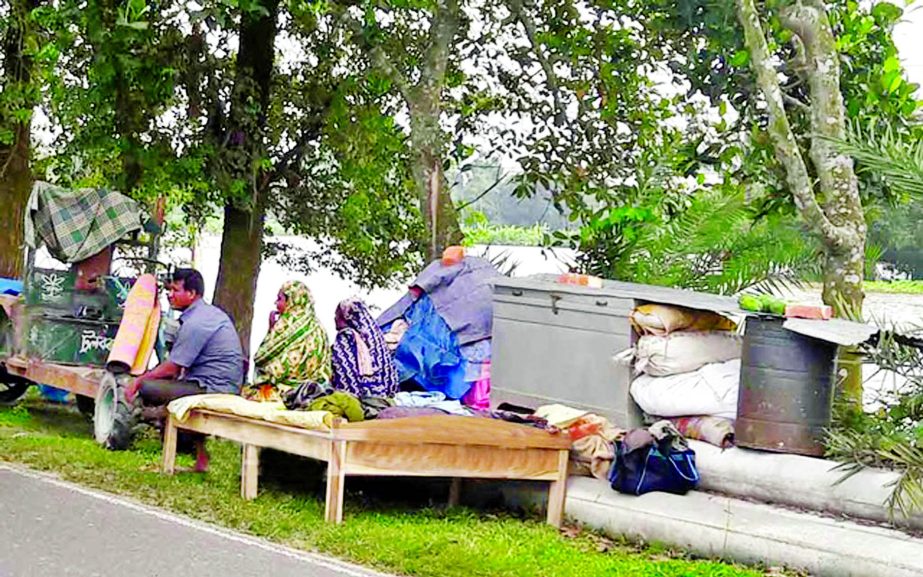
[281,384,481,422]
[485,402,626,481]
[377,255,500,410]
[617,304,741,448]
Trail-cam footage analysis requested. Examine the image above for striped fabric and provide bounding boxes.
[27,181,145,263]
[332,299,399,398]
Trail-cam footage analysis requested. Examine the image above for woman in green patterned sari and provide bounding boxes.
[250,281,331,400]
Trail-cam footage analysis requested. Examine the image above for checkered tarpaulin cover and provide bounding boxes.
[26,181,145,263]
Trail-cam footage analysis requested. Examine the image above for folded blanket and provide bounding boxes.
[534,404,589,429]
[168,394,334,430]
[670,416,735,449]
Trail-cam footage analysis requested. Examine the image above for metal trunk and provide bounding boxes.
[491,275,742,427]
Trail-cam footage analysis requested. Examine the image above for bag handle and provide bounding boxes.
[669,452,700,483]
[634,447,654,495]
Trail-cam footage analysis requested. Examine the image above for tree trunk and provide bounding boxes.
[784,1,867,409]
[211,0,280,356]
[409,104,462,262]
[737,0,866,414]
[408,0,464,262]
[0,122,30,280]
[0,0,39,279]
[345,0,465,262]
[214,203,265,355]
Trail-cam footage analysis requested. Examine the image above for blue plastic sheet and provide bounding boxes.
[393,295,471,400]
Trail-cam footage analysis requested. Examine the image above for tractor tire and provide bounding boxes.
[75,395,95,421]
[94,372,140,451]
[0,366,30,406]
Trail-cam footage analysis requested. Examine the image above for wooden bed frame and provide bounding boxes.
[162,411,572,526]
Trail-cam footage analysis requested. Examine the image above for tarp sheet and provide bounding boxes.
[25,181,145,263]
[378,256,500,345]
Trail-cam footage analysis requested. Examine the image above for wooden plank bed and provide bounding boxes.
[161,410,572,526]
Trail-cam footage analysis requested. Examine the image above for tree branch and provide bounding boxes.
[263,112,327,189]
[455,170,509,212]
[419,0,461,101]
[782,93,810,112]
[781,3,863,247]
[507,0,566,126]
[337,8,414,103]
[735,0,849,248]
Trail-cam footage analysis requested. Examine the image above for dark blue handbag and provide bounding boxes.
[608,438,699,496]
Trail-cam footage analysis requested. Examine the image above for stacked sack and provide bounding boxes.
[616,304,742,447]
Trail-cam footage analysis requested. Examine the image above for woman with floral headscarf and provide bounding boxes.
[251,281,331,399]
[331,298,399,398]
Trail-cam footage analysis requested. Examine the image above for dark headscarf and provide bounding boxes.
[331,298,399,397]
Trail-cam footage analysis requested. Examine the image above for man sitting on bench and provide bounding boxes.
[126,268,245,472]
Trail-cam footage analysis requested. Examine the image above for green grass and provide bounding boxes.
[0,400,780,577]
[864,280,923,295]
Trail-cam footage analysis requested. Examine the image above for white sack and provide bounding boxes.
[633,331,742,377]
[629,359,741,420]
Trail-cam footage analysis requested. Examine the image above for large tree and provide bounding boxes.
[210,0,281,354]
[187,0,425,351]
[338,0,468,261]
[0,0,40,279]
[737,0,865,318]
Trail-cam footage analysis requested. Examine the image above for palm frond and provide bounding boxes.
[828,122,923,199]
[470,246,520,277]
[827,328,923,519]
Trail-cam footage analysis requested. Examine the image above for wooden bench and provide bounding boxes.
[161,411,572,526]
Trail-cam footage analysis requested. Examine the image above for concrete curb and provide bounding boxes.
[690,440,923,531]
[565,477,923,577]
[498,477,923,577]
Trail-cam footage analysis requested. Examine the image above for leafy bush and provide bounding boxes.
[554,185,821,295]
[827,330,923,518]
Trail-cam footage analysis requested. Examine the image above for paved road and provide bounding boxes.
[0,465,386,577]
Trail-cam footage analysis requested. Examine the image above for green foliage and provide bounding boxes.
[827,330,923,518]
[0,401,771,577]
[26,0,423,289]
[830,121,923,277]
[833,2,919,136]
[558,184,819,295]
[509,0,918,296]
[0,0,45,148]
[864,281,923,295]
[835,122,923,202]
[268,89,424,288]
[39,0,189,198]
[460,211,547,247]
[486,0,677,215]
